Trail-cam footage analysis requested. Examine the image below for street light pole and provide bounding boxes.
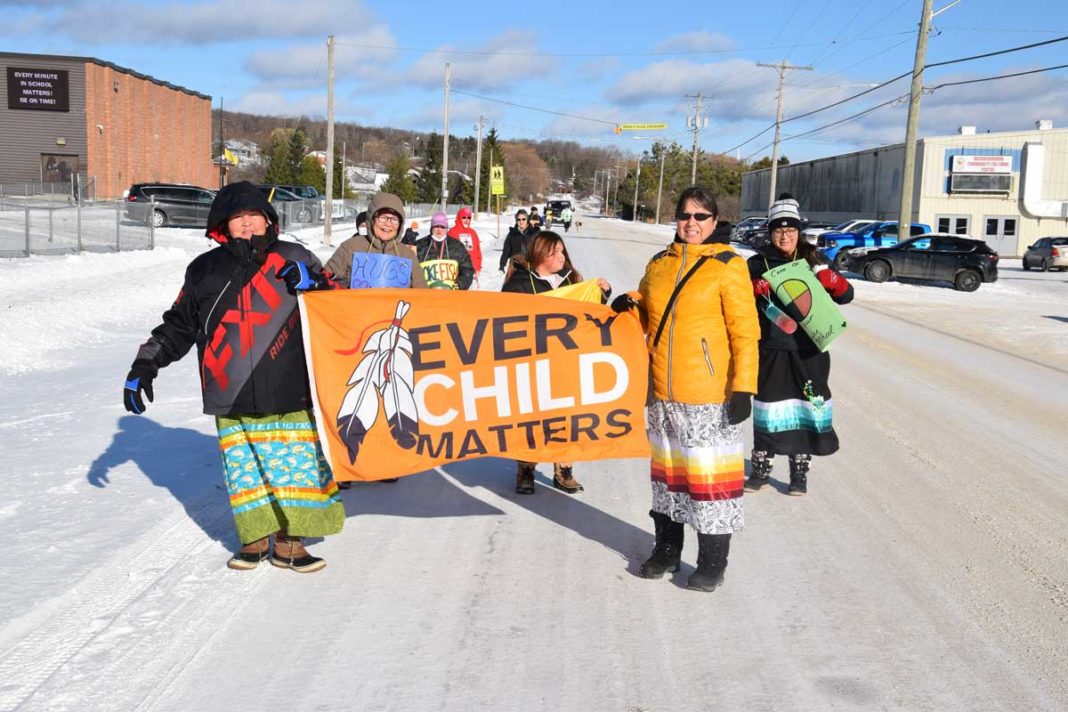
[632,155,642,222]
[656,149,666,224]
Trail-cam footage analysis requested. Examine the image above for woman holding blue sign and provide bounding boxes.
[324,191,428,290]
[745,195,853,496]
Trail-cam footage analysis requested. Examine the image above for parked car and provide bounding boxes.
[803,219,876,244]
[1022,236,1068,272]
[124,183,216,228]
[730,216,766,241]
[735,218,769,245]
[818,221,931,270]
[258,185,317,224]
[853,234,999,292]
[274,184,320,200]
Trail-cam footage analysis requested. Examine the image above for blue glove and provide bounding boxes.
[123,359,156,414]
[278,260,329,294]
[727,392,752,425]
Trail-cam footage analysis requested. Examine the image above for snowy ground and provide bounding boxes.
[1,212,1065,711]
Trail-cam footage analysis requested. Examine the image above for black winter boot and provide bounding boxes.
[639,510,684,579]
[788,454,811,496]
[745,450,773,492]
[686,533,730,592]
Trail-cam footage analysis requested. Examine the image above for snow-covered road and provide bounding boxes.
[0,214,1064,711]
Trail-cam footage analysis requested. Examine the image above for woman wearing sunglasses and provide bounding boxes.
[611,186,759,592]
[745,195,853,496]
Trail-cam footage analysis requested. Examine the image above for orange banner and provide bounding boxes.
[298,289,650,480]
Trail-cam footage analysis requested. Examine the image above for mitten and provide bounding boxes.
[815,267,849,298]
[610,292,639,313]
[752,278,771,298]
[727,392,752,425]
[123,359,157,414]
[278,260,330,294]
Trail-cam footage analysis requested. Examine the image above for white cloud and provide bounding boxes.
[406,31,557,91]
[575,57,620,82]
[654,32,734,54]
[244,27,396,87]
[26,0,373,44]
[403,98,503,131]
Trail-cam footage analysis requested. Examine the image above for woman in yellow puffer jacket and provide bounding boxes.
[613,186,759,592]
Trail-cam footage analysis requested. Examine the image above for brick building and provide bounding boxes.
[1,51,214,199]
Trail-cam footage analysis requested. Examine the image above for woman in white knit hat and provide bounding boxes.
[744,194,854,496]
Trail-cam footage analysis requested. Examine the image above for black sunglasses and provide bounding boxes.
[676,212,715,222]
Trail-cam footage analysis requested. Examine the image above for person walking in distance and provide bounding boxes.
[122,182,344,573]
[498,209,539,273]
[447,206,483,277]
[745,195,853,496]
[612,186,759,592]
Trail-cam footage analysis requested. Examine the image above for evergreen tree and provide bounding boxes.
[416,132,443,204]
[479,128,501,213]
[382,153,417,204]
[287,128,307,182]
[298,155,326,194]
[264,128,294,184]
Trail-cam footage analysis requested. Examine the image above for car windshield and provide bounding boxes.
[1052,238,1068,246]
[856,223,880,236]
[832,221,857,230]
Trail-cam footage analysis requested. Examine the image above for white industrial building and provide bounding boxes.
[741,122,1068,256]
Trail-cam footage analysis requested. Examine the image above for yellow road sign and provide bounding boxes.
[491,166,505,195]
[618,123,668,131]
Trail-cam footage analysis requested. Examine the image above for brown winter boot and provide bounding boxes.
[552,464,584,494]
[227,536,270,570]
[515,461,536,495]
[271,533,326,573]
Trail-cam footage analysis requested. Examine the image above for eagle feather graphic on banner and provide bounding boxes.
[336,300,420,463]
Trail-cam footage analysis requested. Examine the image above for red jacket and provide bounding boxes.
[447,221,482,272]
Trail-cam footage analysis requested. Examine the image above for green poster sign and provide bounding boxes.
[762,260,847,352]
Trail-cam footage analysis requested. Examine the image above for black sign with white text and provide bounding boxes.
[6,67,70,112]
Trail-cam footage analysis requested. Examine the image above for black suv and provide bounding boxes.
[854,234,999,292]
[544,199,572,224]
[124,183,216,228]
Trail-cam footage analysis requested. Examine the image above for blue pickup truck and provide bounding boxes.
[817,221,932,270]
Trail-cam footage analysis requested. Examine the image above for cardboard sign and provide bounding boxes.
[762,260,847,352]
[298,289,651,480]
[350,253,413,289]
[420,258,459,290]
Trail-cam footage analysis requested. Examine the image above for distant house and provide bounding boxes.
[347,164,388,195]
[225,139,260,166]
[307,150,328,167]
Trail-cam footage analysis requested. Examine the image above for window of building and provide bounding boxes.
[936,215,970,235]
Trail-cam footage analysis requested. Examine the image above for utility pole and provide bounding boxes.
[603,171,611,215]
[324,35,335,246]
[340,139,346,200]
[656,148,666,224]
[685,92,704,184]
[758,60,813,209]
[897,0,935,233]
[632,155,642,222]
[441,62,451,210]
[486,147,493,214]
[473,116,484,219]
[613,165,621,215]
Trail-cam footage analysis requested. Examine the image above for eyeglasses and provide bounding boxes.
[517,217,528,222]
[375,213,400,225]
[676,212,715,222]
[461,217,471,221]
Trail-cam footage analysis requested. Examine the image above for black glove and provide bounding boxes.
[727,392,752,425]
[611,293,637,313]
[123,359,157,415]
[277,260,330,295]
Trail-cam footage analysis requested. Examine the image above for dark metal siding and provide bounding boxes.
[0,55,87,184]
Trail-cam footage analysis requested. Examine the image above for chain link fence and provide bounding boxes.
[0,182,154,258]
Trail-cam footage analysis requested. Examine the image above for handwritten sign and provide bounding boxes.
[762,260,847,352]
[7,67,70,112]
[350,253,413,289]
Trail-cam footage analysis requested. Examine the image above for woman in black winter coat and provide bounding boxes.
[744,197,854,496]
[121,182,344,573]
[501,231,610,495]
[498,209,539,272]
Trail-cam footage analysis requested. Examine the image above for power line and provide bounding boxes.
[925,34,1068,68]
[451,89,617,126]
[926,63,1068,91]
[333,39,834,59]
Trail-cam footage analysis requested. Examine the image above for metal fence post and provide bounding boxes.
[76,192,83,253]
[24,203,31,257]
[149,198,155,250]
[116,200,121,252]
[47,190,54,243]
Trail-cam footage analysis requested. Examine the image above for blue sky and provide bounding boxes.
[3,0,1066,162]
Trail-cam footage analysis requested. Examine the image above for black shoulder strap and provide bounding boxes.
[652,255,711,348]
[713,251,738,265]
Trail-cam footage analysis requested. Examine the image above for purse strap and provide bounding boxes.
[652,255,710,348]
